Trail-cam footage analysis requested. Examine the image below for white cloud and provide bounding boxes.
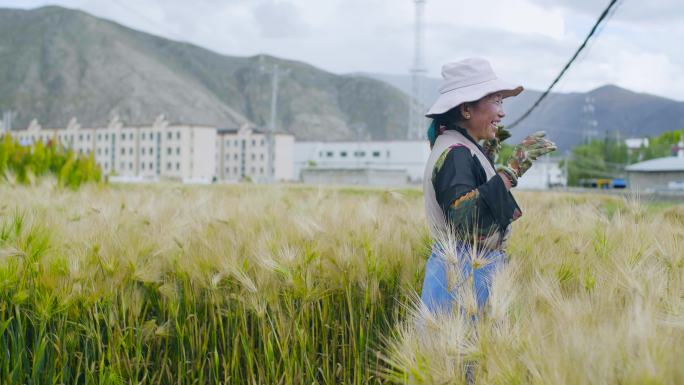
[251,0,310,38]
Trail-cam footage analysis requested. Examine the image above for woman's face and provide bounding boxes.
[463,92,506,141]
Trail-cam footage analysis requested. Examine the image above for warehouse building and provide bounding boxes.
[625,142,684,191]
[295,140,431,185]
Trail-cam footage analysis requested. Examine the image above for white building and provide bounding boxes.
[295,140,431,184]
[7,116,295,183]
[215,125,294,182]
[516,157,567,190]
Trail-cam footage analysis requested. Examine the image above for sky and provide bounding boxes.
[1,0,683,100]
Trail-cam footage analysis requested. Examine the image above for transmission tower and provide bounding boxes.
[581,96,598,144]
[259,56,290,183]
[408,0,427,140]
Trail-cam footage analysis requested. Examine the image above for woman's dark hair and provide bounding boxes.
[426,103,470,148]
[433,104,467,127]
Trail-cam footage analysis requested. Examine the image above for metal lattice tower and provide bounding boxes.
[408,0,427,140]
[582,96,598,144]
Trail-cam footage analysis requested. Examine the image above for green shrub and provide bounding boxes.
[0,134,101,188]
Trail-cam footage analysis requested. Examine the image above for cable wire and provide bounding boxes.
[508,0,623,129]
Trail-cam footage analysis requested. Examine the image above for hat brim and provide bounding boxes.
[425,79,523,118]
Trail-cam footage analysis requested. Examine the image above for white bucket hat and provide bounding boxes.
[425,57,523,117]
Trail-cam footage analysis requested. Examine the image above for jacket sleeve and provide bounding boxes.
[431,146,518,238]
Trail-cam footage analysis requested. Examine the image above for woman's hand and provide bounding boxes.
[506,131,557,177]
[482,124,511,162]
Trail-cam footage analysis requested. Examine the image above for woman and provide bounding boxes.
[420,58,556,316]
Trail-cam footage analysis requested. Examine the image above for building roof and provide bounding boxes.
[626,155,684,172]
[217,127,290,135]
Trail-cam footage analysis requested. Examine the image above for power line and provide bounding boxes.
[508,0,623,130]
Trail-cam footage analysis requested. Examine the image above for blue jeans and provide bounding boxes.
[420,242,507,315]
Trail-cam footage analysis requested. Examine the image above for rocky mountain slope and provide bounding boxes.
[0,6,410,140]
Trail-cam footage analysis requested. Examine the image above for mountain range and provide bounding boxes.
[1,6,683,150]
[0,6,410,141]
[363,73,684,150]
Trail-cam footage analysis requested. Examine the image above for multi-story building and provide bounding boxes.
[7,116,295,183]
[215,125,294,182]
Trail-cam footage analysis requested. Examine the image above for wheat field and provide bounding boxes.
[0,180,682,384]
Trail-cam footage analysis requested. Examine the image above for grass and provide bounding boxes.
[0,179,682,384]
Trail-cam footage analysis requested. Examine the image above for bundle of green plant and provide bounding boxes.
[383,192,684,385]
[0,134,101,188]
[0,182,428,384]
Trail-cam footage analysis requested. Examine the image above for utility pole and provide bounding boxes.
[564,151,570,187]
[260,56,290,183]
[408,0,427,140]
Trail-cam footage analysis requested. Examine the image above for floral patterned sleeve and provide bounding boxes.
[432,145,521,240]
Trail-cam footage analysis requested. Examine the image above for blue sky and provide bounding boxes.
[1,0,682,100]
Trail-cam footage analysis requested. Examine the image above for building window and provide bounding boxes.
[142,133,146,140]
[234,154,238,160]
[260,139,265,146]
[372,151,381,158]
[176,132,180,139]
[129,162,133,170]
[176,147,180,155]
[167,147,172,155]
[87,134,90,140]
[149,147,153,154]
[105,134,109,140]
[167,162,172,170]
[129,148,133,155]
[167,132,172,140]
[386,150,391,158]
[121,148,125,155]
[104,148,108,155]
[234,140,238,146]
[260,167,264,174]
[149,162,153,170]
[354,151,366,157]
[141,162,145,170]
[340,151,348,158]
[79,134,83,141]
[260,153,264,160]
[97,133,101,140]
[319,151,323,158]
[176,162,180,170]
[129,133,133,140]
[104,162,108,169]
[326,151,334,158]
[252,139,256,146]
[142,148,146,155]
[251,154,255,160]
[121,133,125,140]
